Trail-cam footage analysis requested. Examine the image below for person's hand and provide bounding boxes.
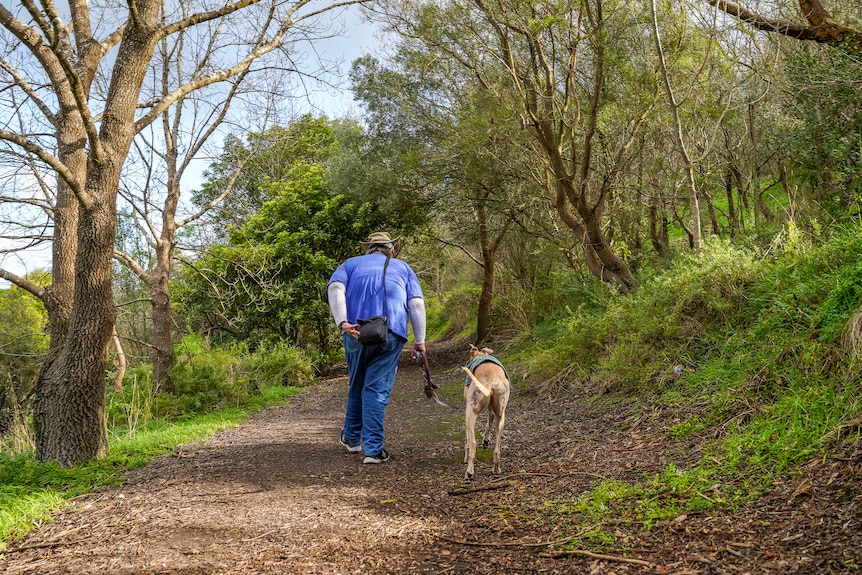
[341,322,359,339]
[413,343,426,354]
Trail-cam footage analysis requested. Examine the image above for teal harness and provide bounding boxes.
[464,355,509,386]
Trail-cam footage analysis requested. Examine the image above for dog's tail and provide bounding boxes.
[461,366,492,397]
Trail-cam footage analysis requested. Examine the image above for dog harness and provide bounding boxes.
[464,355,509,386]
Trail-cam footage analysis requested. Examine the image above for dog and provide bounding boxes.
[460,344,511,481]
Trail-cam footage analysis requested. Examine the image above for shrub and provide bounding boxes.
[115,334,318,421]
[241,340,314,388]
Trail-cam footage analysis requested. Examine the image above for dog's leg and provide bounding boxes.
[492,411,505,474]
[482,409,495,449]
[464,407,479,480]
[492,394,509,474]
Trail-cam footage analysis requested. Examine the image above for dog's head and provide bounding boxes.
[469,343,494,361]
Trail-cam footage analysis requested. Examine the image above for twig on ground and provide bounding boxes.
[242,529,278,542]
[436,534,575,548]
[540,548,655,567]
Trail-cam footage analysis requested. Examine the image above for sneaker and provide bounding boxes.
[339,433,362,453]
[362,449,390,464]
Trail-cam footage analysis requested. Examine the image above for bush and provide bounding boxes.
[106,366,156,434]
[520,239,764,392]
[241,340,314,388]
[107,334,316,425]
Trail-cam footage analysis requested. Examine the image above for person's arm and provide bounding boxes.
[327,282,359,338]
[408,296,426,351]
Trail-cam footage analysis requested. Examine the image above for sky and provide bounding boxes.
[0,6,384,287]
[307,6,383,118]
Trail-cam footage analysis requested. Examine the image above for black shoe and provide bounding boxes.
[362,449,390,464]
[340,433,362,453]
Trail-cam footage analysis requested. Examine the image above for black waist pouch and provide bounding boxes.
[357,316,388,345]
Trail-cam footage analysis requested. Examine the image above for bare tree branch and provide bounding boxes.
[0,268,45,299]
[0,129,84,199]
[706,0,862,51]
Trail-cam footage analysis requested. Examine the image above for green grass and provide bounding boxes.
[0,384,301,552]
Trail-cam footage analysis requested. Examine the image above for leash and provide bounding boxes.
[412,350,458,409]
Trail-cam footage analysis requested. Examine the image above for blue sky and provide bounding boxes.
[301,6,383,119]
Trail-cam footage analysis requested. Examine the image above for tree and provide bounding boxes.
[350,52,523,342]
[650,0,703,256]
[0,0,361,465]
[193,115,342,239]
[377,0,659,293]
[175,162,382,351]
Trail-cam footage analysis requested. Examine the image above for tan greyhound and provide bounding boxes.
[460,344,510,480]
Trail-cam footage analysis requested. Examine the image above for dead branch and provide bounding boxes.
[540,548,655,567]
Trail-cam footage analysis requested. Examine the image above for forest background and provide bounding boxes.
[0,0,861,554]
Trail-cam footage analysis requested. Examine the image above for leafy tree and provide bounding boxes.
[376,0,663,293]
[777,43,862,215]
[193,115,342,239]
[176,162,383,352]
[0,274,49,429]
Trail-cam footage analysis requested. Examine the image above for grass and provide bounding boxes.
[0,384,301,552]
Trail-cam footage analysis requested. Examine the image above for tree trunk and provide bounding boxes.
[649,192,670,257]
[730,163,748,233]
[650,0,702,256]
[34,203,116,464]
[151,161,181,392]
[151,277,175,391]
[475,203,496,344]
[111,327,126,393]
[724,170,737,236]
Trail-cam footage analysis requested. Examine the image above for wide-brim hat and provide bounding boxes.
[360,231,401,254]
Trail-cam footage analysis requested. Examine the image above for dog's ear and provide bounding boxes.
[481,347,494,355]
[469,343,478,352]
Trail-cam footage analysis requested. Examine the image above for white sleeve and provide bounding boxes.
[408,297,426,344]
[327,282,348,327]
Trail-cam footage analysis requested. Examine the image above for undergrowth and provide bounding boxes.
[518,226,862,549]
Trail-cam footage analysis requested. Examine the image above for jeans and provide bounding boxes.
[342,330,406,456]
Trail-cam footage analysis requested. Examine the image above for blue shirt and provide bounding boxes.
[328,253,424,340]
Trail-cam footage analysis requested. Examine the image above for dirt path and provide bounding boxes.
[3,338,861,574]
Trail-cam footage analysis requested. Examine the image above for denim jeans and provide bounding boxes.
[342,330,406,456]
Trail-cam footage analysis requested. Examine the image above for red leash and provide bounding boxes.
[412,350,458,409]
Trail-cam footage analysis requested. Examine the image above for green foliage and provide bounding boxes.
[424,283,480,340]
[523,239,763,389]
[0,275,49,398]
[239,340,315,389]
[193,115,342,236]
[106,334,314,429]
[175,162,383,351]
[511,225,862,536]
[777,44,862,215]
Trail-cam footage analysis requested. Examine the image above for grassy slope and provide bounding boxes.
[503,226,862,534]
